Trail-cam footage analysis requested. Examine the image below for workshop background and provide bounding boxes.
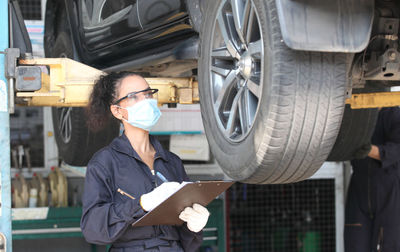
[10,0,347,251]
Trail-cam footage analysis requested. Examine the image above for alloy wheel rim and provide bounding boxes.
[57,52,72,144]
[209,0,264,142]
[58,107,72,143]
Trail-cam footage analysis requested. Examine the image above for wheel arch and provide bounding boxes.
[185,0,205,33]
[275,0,374,52]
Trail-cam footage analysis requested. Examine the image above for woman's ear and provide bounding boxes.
[110,105,123,120]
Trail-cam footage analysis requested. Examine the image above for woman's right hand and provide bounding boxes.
[140,182,181,211]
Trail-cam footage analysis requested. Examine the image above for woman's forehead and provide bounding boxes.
[119,75,149,94]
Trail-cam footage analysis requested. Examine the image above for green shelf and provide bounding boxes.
[12,207,82,240]
[12,200,226,251]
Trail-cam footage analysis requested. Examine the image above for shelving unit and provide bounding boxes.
[11,200,226,251]
[12,207,81,240]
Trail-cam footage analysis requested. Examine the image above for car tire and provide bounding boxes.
[199,0,349,183]
[327,86,388,161]
[327,105,379,161]
[49,32,120,166]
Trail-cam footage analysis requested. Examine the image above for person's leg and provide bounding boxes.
[344,177,372,252]
[373,173,400,252]
[375,225,400,252]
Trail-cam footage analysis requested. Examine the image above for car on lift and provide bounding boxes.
[44,0,399,184]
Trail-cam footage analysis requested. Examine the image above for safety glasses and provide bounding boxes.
[113,88,159,104]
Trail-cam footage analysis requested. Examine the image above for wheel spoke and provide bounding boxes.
[245,5,256,44]
[60,109,69,132]
[231,0,251,45]
[211,65,231,77]
[217,11,241,60]
[246,78,261,98]
[59,108,71,142]
[66,120,71,141]
[225,87,244,135]
[248,39,262,58]
[214,70,239,111]
[238,87,250,133]
[211,48,233,59]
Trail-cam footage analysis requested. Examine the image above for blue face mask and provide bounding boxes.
[118,99,161,131]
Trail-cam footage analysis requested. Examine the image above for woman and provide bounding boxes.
[80,72,209,251]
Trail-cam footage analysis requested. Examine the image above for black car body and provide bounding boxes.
[45,0,201,76]
[44,0,400,184]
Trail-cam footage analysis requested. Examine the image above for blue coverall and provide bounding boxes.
[80,134,203,251]
[345,107,400,252]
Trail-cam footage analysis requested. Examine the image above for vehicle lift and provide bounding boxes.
[1,6,400,252]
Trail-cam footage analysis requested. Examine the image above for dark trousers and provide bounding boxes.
[344,170,400,252]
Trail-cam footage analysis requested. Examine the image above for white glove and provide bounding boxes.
[140,182,181,211]
[179,203,210,233]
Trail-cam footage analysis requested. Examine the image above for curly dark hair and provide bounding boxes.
[86,71,138,132]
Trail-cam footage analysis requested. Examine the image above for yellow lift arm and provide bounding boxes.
[345,92,400,109]
[4,48,400,109]
[15,57,198,107]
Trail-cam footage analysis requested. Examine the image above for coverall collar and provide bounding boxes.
[111,133,169,162]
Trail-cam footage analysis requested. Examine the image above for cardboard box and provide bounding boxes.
[151,104,204,134]
[169,134,210,161]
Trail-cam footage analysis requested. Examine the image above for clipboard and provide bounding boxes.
[132,181,234,227]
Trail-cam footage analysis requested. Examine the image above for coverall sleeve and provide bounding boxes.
[377,109,400,170]
[175,157,203,251]
[80,161,145,245]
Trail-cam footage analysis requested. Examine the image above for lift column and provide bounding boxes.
[0,0,12,250]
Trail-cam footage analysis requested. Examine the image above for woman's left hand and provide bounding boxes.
[179,203,210,233]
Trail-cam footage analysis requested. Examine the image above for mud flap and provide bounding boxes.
[275,0,374,52]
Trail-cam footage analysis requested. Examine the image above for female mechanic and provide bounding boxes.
[80,72,209,251]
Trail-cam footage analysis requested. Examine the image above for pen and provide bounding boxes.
[156,172,168,183]
[117,188,135,200]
